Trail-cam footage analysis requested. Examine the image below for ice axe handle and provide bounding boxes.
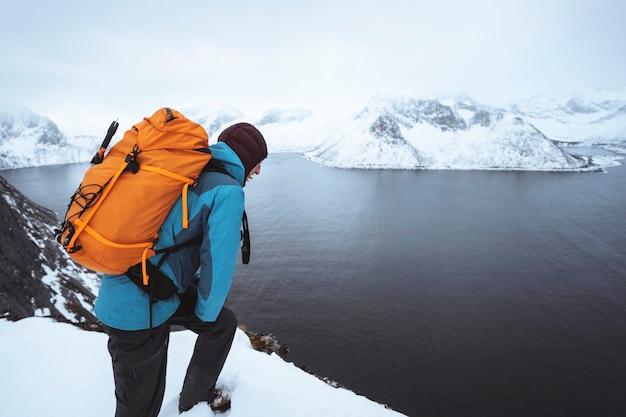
[91,119,119,164]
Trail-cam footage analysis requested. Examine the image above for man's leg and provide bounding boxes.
[103,323,170,417]
[173,286,237,411]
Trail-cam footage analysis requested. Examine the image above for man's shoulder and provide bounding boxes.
[195,170,241,191]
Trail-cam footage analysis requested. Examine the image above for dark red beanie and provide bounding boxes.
[217,123,268,177]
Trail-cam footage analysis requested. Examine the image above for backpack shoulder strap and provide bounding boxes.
[202,158,234,178]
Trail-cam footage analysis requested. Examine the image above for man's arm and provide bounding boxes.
[194,185,245,321]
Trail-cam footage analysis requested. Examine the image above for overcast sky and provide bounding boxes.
[2,0,625,127]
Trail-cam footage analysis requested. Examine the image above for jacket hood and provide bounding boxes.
[209,142,246,186]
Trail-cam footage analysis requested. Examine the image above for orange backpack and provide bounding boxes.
[56,108,212,283]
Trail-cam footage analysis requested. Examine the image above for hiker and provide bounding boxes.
[93,122,268,416]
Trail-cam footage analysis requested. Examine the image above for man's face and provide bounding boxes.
[245,162,261,184]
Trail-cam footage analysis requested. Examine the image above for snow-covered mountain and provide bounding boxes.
[1,90,624,171]
[510,88,626,145]
[306,96,597,170]
[0,104,97,169]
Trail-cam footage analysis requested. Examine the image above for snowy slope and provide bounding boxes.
[407,113,588,170]
[0,318,406,417]
[305,106,428,169]
[0,175,99,326]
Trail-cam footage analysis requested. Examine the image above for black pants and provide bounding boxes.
[103,289,237,417]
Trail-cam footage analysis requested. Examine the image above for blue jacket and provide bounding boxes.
[94,142,245,330]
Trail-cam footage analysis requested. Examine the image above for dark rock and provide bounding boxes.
[0,175,100,329]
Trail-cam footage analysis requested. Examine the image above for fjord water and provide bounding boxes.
[2,152,625,417]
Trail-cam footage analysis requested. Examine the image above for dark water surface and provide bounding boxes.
[2,152,626,417]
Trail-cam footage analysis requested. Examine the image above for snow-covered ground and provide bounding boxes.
[0,317,406,417]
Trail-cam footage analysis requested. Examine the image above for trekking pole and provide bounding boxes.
[90,119,119,164]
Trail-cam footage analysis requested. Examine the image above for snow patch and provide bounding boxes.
[0,318,406,417]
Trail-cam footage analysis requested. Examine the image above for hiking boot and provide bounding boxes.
[209,389,231,413]
[178,388,230,414]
